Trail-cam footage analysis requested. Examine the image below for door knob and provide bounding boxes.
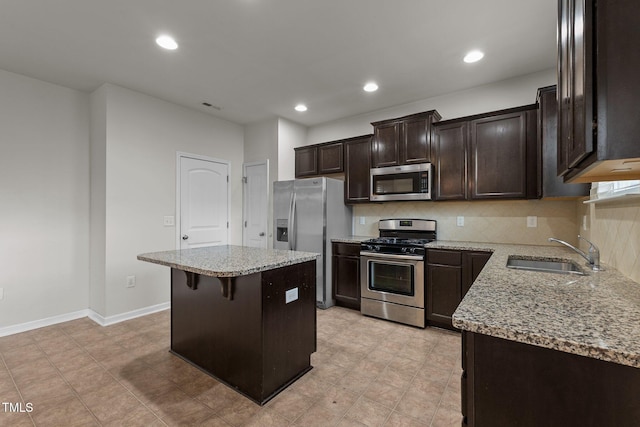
[182,235,189,240]
[259,232,265,236]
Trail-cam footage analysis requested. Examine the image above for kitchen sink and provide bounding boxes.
[506,256,587,276]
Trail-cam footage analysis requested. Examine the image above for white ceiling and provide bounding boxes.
[0,0,557,127]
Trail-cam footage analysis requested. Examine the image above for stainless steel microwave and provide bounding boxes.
[370,163,432,201]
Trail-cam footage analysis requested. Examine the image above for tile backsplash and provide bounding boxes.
[353,199,580,246]
[584,198,640,283]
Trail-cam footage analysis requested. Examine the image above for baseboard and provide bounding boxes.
[0,309,90,337]
[0,302,171,337]
[88,302,170,326]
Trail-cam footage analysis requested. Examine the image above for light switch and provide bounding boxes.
[456,216,464,227]
[164,216,175,226]
[359,216,366,225]
[527,216,538,228]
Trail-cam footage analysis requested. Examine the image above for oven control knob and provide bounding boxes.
[374,245,381,251]
[401,247,407,253]
[409,247,416,254]
[365,245,373,251]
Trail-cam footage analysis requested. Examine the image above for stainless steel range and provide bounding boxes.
[360,219,436,328]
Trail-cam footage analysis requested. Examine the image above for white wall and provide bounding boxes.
[94,84,244,318]
[0,69,90,327]
[307,69,556,145]
[90,86,107,316]
[244,118,279,243]
[277,118,307,180]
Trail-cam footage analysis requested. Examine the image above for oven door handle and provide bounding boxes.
[360,251,424,261]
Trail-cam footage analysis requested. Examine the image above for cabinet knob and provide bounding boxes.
[182,235,189,240]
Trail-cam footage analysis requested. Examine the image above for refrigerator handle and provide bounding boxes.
[290,193,297,250]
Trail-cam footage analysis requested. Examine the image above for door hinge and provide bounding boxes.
[242,176,247,183]
[227,221,229,228]
[244,220,247,227]
[227,175,229,183]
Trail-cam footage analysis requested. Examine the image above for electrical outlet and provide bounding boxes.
[359,216,365,225]
[0,287,3,301]
[456,216,464,227]
[126,275,136,288]
[164,216,175,226]
[527,216,538,228]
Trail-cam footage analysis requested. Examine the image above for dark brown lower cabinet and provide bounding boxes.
[462,332,640,426]
[427,249,491,330]
[170,261,316,405]
[331,242,361,310]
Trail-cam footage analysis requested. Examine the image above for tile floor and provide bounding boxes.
[0,307,462,426]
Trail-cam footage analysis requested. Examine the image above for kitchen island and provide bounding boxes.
[446,241,640,426]
[138,245,318,405]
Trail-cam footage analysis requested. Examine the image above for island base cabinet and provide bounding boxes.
[170,261,316,405]
[461,332,640,426]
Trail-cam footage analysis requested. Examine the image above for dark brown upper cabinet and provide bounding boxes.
[433,121,468,201]
[294,141,344,178]
[537,85,590,198]
[371,110,441,168]
[469,107,538,199]
[294,146,318,177]
[318,142,343,174]
[433,105,539,201]
[558,0,640,183]
[344,135,372,204]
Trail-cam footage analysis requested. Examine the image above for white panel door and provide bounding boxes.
[179,155,229,249]
[242,160,269,248]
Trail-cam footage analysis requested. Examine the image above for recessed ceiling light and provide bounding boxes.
[295,104,308,112]
[463,50,484,63]
[156,35,178,50]
[363,82,379,92]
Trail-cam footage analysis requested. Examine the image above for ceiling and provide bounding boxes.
[0,1,557,127]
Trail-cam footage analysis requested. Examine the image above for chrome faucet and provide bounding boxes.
[548,235,603,271]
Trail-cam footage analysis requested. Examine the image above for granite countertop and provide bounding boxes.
[137,245,318,277]
[441,240,640,368]
[331,235,374,244]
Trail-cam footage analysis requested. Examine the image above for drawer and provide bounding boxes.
[332,242,361,256]
[427,249,462,266]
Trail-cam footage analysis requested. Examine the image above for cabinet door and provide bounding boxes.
[427,263,461,328]
[469,112,528,199]
[344,136,371,203]
[401,116,431,164]
[332,255,361,310]
[558,0,594,175]
[371,122,400,167]
[462,252,491,298]
[538,86,590,197]
[318,142,344,174]
[294,146,318,177]
[433,122,467,200]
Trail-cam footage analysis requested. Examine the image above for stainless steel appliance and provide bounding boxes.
[273,177,352,309]
[360,219,437,328]
[370,163,433,202]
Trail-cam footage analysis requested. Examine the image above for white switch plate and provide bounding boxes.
[163,216,175,226]
[456,216,464,227]
[285,287,299,304]
[0,288,3,300]
[126,275,136,288]
[359,216,365,225]
[527,216,538,228]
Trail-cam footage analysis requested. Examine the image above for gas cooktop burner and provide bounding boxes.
[364,237,435,246]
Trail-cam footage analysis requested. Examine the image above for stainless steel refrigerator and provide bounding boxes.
[273,177,352,309]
